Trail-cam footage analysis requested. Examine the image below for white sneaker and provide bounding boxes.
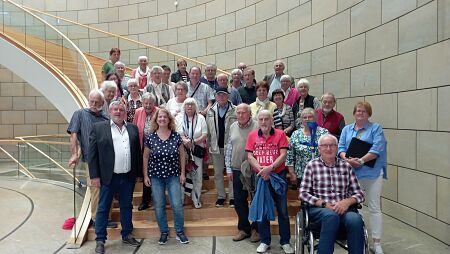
[280,243,294,254]
[374,242,384,254]
[256,243,270,253]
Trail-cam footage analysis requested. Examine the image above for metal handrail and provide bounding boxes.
[16,134,69,139]
[0,138,72,180]
[0,32,87,109]
[16,137,80,185]
[21,4,230,75]
[3,0,98,102]
[0,146,35,179]
[0,137,86,246]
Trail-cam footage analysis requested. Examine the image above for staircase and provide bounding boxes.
[2,26,124,89]
[2,1,300,242]
[87,166,301,240]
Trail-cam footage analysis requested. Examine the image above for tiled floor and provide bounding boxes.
[0,176,449,254]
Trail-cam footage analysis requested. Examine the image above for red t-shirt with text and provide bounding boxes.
[245,128,289,174]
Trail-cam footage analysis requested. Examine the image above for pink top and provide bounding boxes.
[284,88,300,107]
[133,106,159,149]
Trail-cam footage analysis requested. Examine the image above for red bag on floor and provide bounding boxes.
[62,217,76,230]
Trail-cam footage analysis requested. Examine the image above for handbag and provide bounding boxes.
[185,148,198,173]
[192,144,206,158]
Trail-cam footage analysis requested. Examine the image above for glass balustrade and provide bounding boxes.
[23,5,230,79]
[0,0,96,101]
[1,135,85,186]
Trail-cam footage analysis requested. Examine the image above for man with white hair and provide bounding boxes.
[89,101,142,254]
[67,89,114,228]
[131,56,150,89]
[245,110,294,254]
[206,87,237,208]
[229,69,243,106]
[225,103,260,242]
[237,63,247,83]
[263,60,294,99]
[237,62,247,72]
[300,134,365,254]
[145,65,174,106]
[316,93,345,139]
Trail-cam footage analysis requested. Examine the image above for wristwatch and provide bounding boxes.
[321,201,327,208]
[358,158,365,165]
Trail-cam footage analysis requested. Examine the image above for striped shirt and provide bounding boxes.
[275,104,295,130]
[299,157,365,206]
[67,108,109,162]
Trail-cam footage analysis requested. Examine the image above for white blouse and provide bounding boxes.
[176,113,208,147]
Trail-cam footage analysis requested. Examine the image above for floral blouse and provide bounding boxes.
[126,96,142,123]
[286,126,329,178]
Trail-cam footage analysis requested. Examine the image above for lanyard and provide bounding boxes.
[183,113,197,139]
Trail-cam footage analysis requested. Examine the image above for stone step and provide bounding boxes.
[114,188,300,207]
[100,164,301,241]
[111,201,301,221]
[87,216,297,240]
[111,204,236,221]
[133,176,228,193]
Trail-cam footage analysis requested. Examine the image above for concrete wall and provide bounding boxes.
[8,0,450,244]
[0,64,68,158]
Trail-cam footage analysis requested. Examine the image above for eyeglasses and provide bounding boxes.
[319,144,337,148]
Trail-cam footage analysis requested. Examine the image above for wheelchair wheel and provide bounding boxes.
[307,231,314,253]
[363,227,370,254]
[295,209,315,254]
[294,211,305,254]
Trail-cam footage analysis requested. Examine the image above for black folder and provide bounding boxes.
[345,137,376,168]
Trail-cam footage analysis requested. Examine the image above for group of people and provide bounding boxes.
[67,48,387,254]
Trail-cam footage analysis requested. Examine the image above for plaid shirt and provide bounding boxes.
[299,157,365,205]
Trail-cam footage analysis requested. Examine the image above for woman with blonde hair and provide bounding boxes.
[143,108,189,245]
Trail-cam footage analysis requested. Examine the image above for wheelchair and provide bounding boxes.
[294,201,370,254]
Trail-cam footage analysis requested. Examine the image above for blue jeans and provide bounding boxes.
[258,171,290,245]
[307,207,364,254]
[95,173,135,241]
[151,176,184,233]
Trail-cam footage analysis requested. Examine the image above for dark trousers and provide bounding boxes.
[233,170,257,234]
[141,182,152,204]
[95,173,135,241]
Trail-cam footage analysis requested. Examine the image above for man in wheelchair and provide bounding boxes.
[299,134,365,254]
